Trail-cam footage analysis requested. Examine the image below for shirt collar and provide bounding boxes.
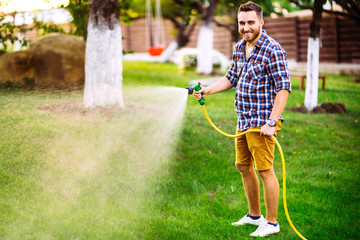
[255,29,267,48]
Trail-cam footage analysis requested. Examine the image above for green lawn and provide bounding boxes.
[0,61,359,239]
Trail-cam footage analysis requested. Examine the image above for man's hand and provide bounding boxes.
[260,123,275,137]
[192,77,233,101]
[194,87,208,101]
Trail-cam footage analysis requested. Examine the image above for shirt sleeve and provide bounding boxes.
[225,44,239,88]
[268,48,292,93]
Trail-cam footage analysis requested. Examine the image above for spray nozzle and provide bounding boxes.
[186,82,201,95]
[186,82,205,105]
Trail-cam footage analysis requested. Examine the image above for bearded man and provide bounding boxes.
[194,1,292,237]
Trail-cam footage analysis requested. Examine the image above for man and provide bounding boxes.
[194,1,291,238]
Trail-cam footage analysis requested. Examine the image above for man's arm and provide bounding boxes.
[260,89,289,136]
[194,76,233,100]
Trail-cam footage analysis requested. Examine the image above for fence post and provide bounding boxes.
[295,17,301,62]
[332,16,339,63]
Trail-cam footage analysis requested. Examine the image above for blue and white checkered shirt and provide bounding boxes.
[225,30,292,131]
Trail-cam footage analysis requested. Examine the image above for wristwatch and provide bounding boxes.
[266,119,277,127]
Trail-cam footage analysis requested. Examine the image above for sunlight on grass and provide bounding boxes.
[0,86,188,239]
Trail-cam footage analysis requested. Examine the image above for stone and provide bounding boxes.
[0,33,85,88]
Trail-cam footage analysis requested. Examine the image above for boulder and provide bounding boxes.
[0,33,85,88]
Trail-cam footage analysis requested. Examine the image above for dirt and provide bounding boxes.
[287,102,347,114]
[37,101,125,120]
[37,100,162,121]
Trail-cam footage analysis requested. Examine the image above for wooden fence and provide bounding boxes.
[121,17,233,59]
[122,15,360,64]
[264,16,360,63]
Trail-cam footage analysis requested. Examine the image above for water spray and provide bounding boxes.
[187,85,307,240]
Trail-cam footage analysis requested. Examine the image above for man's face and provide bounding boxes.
[238,10,264,43]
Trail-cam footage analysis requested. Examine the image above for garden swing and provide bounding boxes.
[145,0,166,56]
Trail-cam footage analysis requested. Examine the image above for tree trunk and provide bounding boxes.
[196,0,219,75]
[196,21,213,74]
[166,15,197,48]
[304,37,320,110]
[304,0,323,110]
[84,0,125,109]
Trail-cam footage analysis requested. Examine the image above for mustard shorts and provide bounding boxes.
[235,121,282,171]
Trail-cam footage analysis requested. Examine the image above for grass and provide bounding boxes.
[0,61,359,239]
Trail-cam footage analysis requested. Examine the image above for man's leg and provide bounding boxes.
[236,163,261,216]
[245,124,282,237]
[249,167,280,237]
[246,124,281,224]
[258,168,279,223]
[233,130,263,226]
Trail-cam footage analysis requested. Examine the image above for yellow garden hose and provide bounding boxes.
[201,105,307,240]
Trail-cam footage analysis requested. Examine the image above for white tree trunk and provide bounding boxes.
[84,18,125,109]
[304,37,320,110]
[196,21,213,75]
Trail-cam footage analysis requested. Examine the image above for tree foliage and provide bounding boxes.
[32,17,66,36]
[289,0,360,24]
[161,0,201,47]
[217,0,298,17]
[64,0,137,40]
[289,0,360,38]
[0,15,29,51]
[64,0,89,40]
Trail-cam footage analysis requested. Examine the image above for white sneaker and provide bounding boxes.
[232,213,265,226]
[250,221,280,237]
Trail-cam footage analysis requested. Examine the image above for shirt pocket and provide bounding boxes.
[248,64,267,91]
[248,63,263,80]
[236,62,244,77]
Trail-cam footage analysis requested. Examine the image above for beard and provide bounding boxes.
[240,26,261,43]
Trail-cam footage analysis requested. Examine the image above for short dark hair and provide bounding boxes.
[238,1,263,19]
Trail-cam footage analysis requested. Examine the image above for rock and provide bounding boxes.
[0,33,85,88]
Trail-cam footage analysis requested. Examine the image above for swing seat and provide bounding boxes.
[147,45,165,56]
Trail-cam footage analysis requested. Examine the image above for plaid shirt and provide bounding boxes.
[225,30,292,130]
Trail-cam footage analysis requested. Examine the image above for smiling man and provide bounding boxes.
[193,1,292,238]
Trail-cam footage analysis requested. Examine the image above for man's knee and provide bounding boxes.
[258,168,276,180]
[235,162,253,174]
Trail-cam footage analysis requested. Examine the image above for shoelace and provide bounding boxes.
[255,222,271,232]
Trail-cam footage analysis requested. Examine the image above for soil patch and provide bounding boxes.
[37,100,163,121]
[38,101,125,120]
[287,102,346,114]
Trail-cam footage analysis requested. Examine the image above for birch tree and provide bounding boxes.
[303,0,323,110]
[84,0,125,108]
[195,0,219,75]
[164,0,200,51]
